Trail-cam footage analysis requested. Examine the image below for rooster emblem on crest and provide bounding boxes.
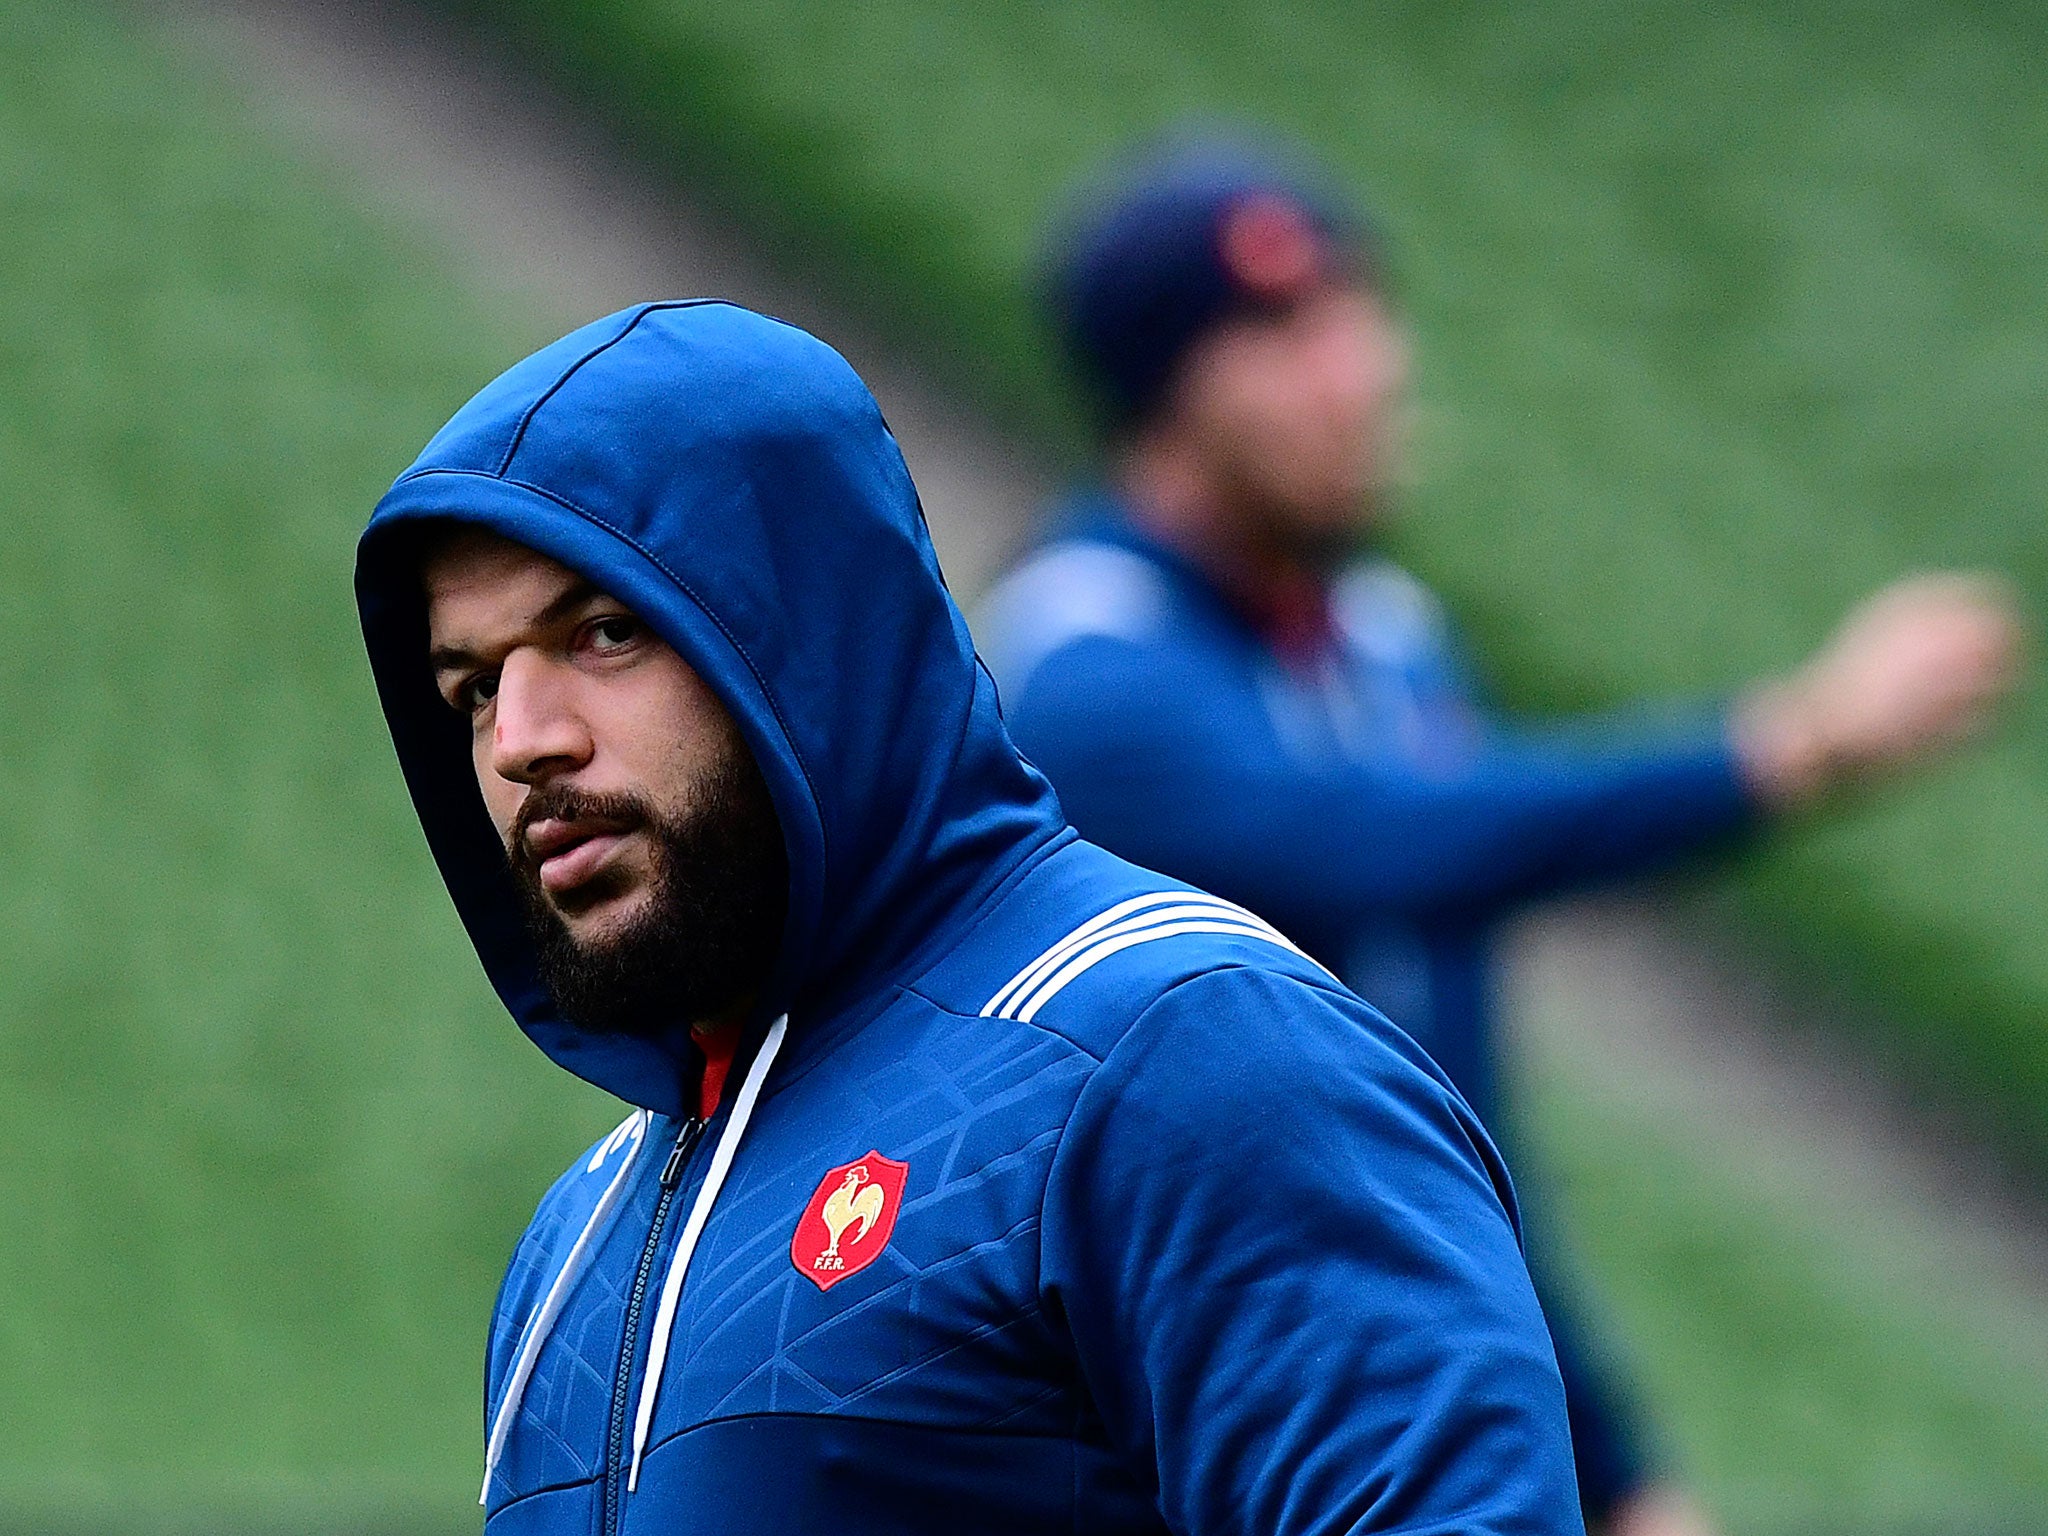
[815,1163,886,1271]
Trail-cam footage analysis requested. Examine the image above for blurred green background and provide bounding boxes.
[2,0,2044,1531]
[0,3,611,1527]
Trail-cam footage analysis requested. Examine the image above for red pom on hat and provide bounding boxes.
[1218,193,1327,302]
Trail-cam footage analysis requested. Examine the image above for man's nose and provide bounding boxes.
[489,651,593,787]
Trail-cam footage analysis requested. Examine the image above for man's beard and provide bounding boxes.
[508,752,788,1039]
[1284,516,1374,575]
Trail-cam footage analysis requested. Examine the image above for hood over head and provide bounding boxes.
[357,301,1064,1116]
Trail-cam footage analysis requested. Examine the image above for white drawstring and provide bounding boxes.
[480,1108,650,1504]
[625,1012,789,1492]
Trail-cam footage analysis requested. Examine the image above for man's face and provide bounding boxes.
[1167,283,1409,560]
[423,528,785,1034]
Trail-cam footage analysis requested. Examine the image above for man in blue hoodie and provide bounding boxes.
[978,142,2019,1536]
[356,300,1585,1534]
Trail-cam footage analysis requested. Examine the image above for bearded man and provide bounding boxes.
[355,301,1584,1535]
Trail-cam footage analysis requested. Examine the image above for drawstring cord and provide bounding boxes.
[626,1011,789,1491]
[480,1109,651,1503]
[478,1013,791,1504]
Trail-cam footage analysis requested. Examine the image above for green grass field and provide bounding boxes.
[1521,1028,2048,1533]
[0,4,616,1526]
[3,1,2046,1530]
[457,0,2048,1167]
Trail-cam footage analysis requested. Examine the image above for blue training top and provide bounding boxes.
[978,494,1759,1516]
[355,303,1583,1536]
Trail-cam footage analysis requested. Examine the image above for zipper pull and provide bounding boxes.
[659,1117,706,1189]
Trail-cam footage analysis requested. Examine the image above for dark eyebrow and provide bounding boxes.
[427,578,612,678]
[427,643,485,678]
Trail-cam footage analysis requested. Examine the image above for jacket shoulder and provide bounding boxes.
[912,837,1341,1065]
[1330,557,1455,665]
[976,537,1179,693]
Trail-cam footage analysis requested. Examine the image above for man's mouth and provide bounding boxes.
[523,817,635,898]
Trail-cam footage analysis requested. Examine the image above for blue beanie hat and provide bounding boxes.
[1044,133,1379,430]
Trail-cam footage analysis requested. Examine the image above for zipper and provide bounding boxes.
[601,1115,704,1535]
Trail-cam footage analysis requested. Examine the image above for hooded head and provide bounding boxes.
[357,302,1064,1116]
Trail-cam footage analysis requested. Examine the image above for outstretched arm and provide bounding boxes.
[1004,572,2020,932]
[1009,635,1756,928]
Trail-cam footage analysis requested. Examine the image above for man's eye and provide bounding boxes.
[455,674,498,712]
[589,615,641,650]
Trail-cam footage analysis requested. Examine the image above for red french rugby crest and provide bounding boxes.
[791,1151,909,1292]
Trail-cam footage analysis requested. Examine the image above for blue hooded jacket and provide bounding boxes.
[356,301,1582,1536]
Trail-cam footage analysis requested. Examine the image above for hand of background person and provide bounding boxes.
[1603,1485,1721,1536]
[1733,572,2024,809]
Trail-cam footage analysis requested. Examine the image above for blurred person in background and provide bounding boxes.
[978,136,2021,1536]
[357,301,1588,1534]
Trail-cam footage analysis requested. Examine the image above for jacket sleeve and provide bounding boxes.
[1006,634,1757,929]
[1039,966,1583,1536]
